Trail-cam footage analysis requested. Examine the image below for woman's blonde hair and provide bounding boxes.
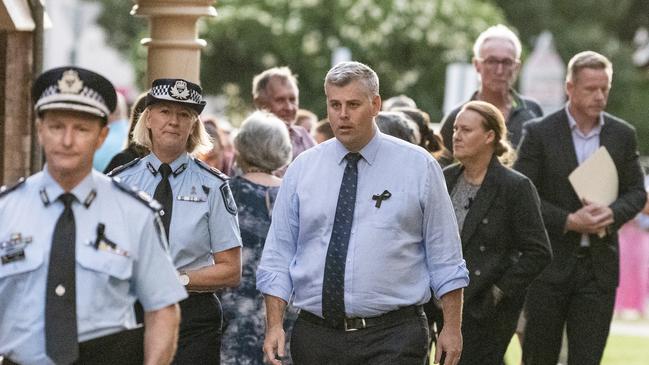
[460,100,516,165]
[132,103,213,156]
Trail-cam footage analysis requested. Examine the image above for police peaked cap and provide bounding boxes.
[146,78,206,114]
[32,66,117,120]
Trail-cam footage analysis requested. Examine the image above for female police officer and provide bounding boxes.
[110,78,242,364]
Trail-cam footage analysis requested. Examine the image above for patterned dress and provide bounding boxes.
[220,176,279,365]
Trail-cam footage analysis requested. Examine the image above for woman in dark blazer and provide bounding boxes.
[445,100,552,364]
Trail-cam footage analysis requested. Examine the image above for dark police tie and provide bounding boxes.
[45,193,79,364]
[322,152,362,327]
[154,163,173,239]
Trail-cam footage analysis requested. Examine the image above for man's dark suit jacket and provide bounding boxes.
[444,156,552,317]
[514,109,646,290]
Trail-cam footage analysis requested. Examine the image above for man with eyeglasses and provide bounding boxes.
[440,24,543,153]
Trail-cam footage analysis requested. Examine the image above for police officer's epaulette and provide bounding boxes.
[106,158,142,177]
[111,177,163,214]
[0,177,26,199]
[194,158,229,181]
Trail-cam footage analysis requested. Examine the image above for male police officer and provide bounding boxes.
[0,67,187,365]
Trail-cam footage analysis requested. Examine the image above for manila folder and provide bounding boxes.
[568,146,618,206]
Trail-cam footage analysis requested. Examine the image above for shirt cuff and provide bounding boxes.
[256,268,293,302]
[430,263,470,299]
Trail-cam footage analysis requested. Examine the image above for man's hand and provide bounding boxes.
[434,324,462,365]
[263,324,286,365]
[566,200,613,234]
[434,288,463,365]
[262,294,288,364]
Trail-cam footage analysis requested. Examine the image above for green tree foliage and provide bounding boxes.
[494,0,649,153]
[86,0,503,123]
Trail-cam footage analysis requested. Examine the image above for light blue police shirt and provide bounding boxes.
[112,152,242,271]
[0,168,187,365]
[257,129,469,318]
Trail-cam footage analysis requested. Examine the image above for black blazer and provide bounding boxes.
[514,109,646,289]
[444,157,552,313]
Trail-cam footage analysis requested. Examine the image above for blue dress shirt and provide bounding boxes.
[0,168,187,365]
[257,130,469,318]
[93,119,129,172]
[113,152,242,271]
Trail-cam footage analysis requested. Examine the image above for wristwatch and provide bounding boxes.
[179,272,190,286]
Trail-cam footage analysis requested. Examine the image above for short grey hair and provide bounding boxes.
[382,95,417,111]
[234,111,292,172]
[324,61,379,97]
[252,66,298,101]
[375,111,418,144]
[473,24,522,60]
[566,51,613,83]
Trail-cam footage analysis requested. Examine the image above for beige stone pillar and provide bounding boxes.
[131,0,217,85]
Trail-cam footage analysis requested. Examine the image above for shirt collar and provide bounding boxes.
[145,152,190,177]
[331,126,381,166]
[470,89,523,111]
[565,104,604,136]
[40,165,97,208]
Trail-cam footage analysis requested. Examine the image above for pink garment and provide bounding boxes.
[615,220,649,313]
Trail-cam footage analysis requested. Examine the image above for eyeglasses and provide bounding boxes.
[478,57,520,69]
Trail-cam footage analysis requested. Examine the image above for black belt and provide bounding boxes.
[299,305,423,332]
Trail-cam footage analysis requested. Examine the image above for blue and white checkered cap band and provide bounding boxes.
[150,84,203,104]
[146,78,206,114]
[35,85,110,118]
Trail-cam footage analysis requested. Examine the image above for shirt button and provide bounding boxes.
[482,218,489,224]
[474,270,481,276]
[55,284,66,296]
[479,245,486,252]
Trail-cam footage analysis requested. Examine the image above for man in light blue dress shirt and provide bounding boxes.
[258,61,469,365]
[0,67,187,365]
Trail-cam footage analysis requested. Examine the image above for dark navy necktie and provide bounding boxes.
[322,152,362,327]
[154,163,173,239]
[45,193,79,364]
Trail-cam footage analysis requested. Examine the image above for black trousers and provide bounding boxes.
[172,293,223,365]
[459,295,524,365]
[290,309,430,365]
[522,257,616,365]
[2,328,145,365]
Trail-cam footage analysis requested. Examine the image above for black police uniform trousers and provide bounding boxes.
[2,328,145,365]
[172,292,223,365]
[290,307,430,365]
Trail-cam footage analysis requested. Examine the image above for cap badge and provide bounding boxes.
[169,80,190,100]
[57,70,84,94]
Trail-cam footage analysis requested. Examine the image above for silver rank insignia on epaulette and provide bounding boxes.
[177,186,205,202]
[1,233,33,265]
[147,162,158,176]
